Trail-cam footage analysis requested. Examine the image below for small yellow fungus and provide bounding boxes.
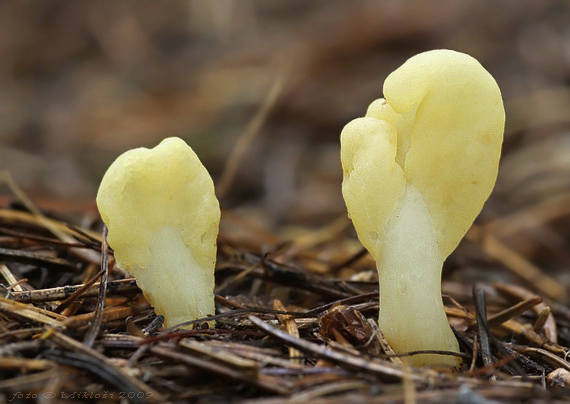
[97,137,220,328]
[340,50,505,367]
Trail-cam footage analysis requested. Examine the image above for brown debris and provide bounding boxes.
[0,200,569,403]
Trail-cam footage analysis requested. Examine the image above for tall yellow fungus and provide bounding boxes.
[340,50,505,367]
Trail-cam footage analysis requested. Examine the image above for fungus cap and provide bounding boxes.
[342,49,505,262]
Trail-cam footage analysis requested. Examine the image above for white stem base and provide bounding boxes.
[377,185,460,367]
[133,226,215,328]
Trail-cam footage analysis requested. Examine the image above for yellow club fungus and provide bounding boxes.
[340,50,505,367]
[97,137,220,328]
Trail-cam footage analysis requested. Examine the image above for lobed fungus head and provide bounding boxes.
[342,49,505,262]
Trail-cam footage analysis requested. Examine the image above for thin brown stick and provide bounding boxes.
[217,62,288,197]
[485,296,543,328]
[84,225,110,347]
[54,269,103,313]
[9,278,139,303]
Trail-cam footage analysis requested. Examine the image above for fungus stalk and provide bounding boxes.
[96,137,220,328]
[378,184,452,366]
[341,50,505,367]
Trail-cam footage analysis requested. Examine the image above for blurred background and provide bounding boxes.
[0,0,569,242]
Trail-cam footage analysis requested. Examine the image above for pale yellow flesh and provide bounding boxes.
[341,50,505,367]
[378,185,459,367]
[96,137,220,328]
